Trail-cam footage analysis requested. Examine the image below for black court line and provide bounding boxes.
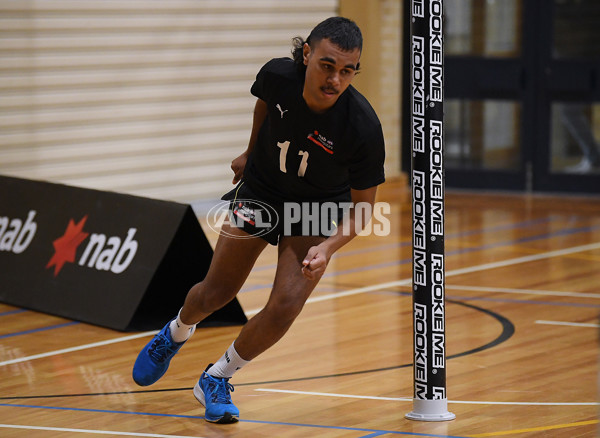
[0,298,514,401]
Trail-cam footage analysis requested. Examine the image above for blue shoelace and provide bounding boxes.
[206,375,235,404]
[148,333,178,363]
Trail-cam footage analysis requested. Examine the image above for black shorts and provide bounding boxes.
[221,182,348,246]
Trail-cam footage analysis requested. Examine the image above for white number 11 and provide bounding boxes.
[277,141,309,177]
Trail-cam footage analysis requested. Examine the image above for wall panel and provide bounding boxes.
[0,1,337,202]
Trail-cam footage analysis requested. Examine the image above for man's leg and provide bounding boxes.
[133,224,268,387]
[233,234,326,360]
[179,223,269,325]
[194,235,326,423]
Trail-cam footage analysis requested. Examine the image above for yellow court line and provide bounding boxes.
[467,419,598,437]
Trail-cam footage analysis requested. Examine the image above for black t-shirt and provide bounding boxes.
[243,57,385,203]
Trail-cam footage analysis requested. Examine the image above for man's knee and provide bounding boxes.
[265,295,305,326]
[190,282,238,314]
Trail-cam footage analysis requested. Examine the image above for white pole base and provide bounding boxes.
[405,398,456,422]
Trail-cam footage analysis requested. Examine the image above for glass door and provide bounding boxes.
[402,0,531,190]
[444,0,526,189]
[535,0,600,193]
[401,0,600,194]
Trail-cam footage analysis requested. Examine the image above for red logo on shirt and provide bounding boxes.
[307,131,334,154]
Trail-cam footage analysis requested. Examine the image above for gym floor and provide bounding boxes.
[1,181,599,437]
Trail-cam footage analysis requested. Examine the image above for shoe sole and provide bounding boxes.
[193,382,239,424]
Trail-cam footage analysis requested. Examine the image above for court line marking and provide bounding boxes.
[0,321,80,339]
[2,241,599,367]
[0,331,157,367]
[444,294,600,309]
[443,241,600,278]
[0,404,470,438]
[254,388,600,406]
[243,216,560,275]
[0,424,206,438]
[446,285,600,299]
[465,419,599,437]
[535,320,600,328]
[243,222,600,287]
[248,241,600,317]
[246,279,412,316]
[0,309,27,317]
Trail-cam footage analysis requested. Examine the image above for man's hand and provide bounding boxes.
[300,186,379,280]
[231,151,248,184]
[301,245,331,280]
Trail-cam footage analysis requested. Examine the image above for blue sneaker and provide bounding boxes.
[132,321,185,386]
[193,365,239,423]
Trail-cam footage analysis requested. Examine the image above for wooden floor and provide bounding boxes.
[1,180,599,437]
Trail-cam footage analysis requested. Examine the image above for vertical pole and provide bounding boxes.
[405,0,455,422]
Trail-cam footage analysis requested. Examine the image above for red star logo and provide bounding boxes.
[46,216,90,277]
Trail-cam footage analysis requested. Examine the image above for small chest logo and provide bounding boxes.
[307,131,334,154]
[276,104,289,119]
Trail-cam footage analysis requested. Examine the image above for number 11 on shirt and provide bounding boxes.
[277,141,309,177]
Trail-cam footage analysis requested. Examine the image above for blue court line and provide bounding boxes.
[445,216,553,239]
[446,223,600,258]
[242,282,349,293]
[376,290,600,309]
[327,223,600,278]
[0,402,470,438]
[241,221,600,293]
[359,433,394,438]
[0,321,80,340]
[250,217,556,273]
[0,309,26,317]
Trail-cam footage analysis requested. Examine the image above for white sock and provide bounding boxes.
[207,342,250,379]
[168,309,196,343]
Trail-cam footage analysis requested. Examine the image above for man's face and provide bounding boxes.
[302,38,360,113]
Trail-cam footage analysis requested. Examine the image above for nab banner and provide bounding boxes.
[0,175,247,331]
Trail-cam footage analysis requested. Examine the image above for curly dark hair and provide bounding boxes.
[291,17,362,72]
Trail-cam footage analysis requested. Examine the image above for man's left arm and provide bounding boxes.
[301,186,378,280]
